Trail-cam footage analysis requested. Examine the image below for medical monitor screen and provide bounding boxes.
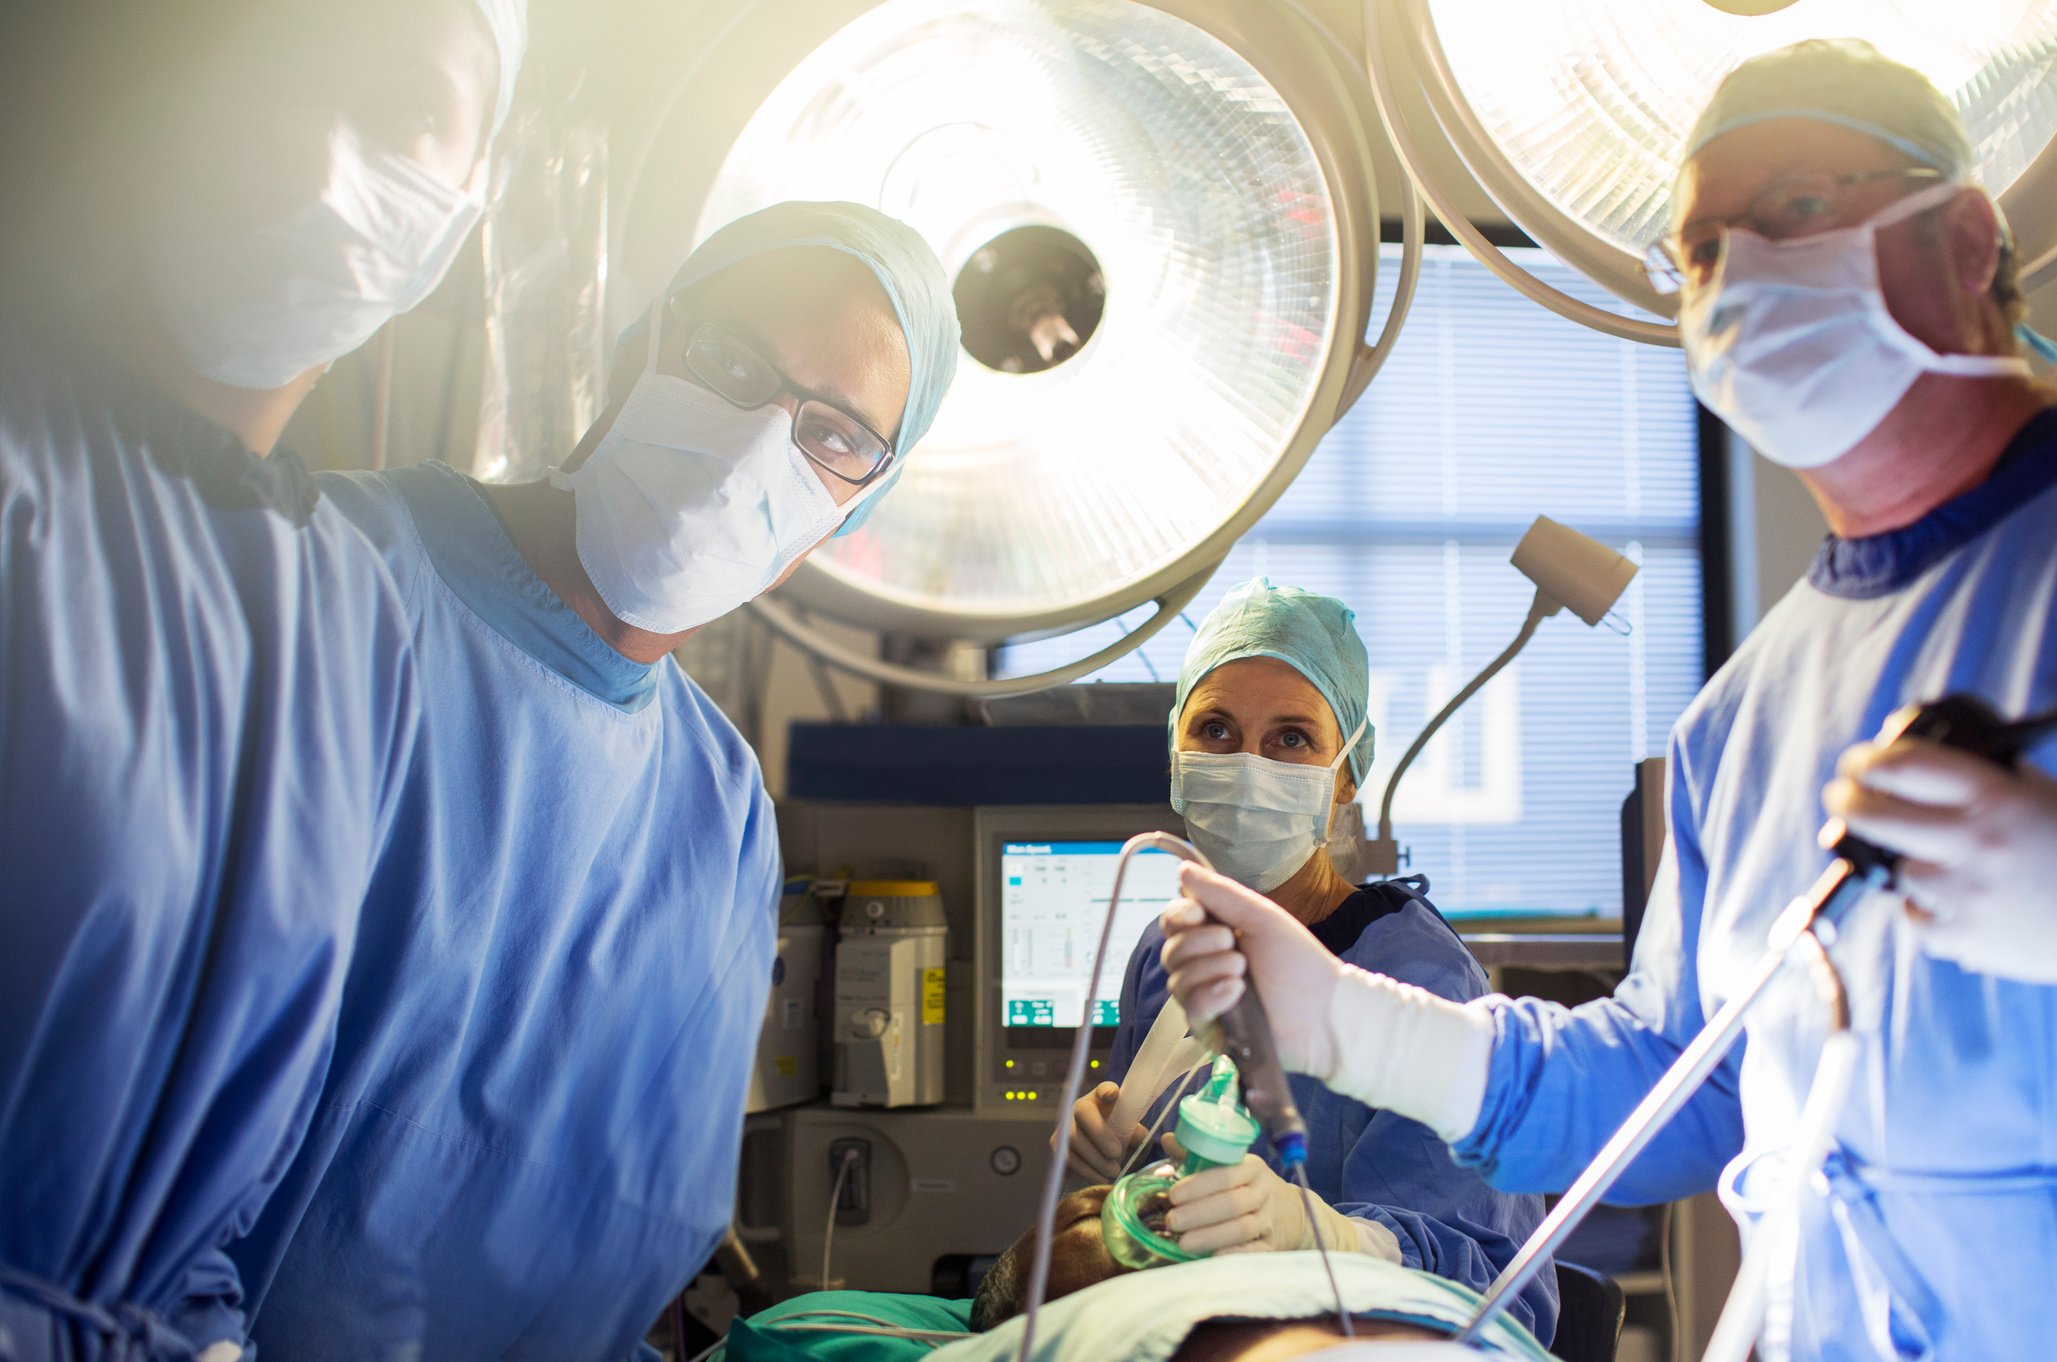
[999,841,1183,1029]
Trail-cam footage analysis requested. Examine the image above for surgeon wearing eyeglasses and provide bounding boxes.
[225,201,959,1362]
[1157,40,2057,1362]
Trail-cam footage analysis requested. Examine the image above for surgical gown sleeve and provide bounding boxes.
[226,463,784,1362]
[0,327,419,1359]
[1315,902,1557,1342]
[1454,733,1746,1203]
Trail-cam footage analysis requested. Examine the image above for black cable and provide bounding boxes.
[2006,706,2057,746]
[1292,1164,1353,1338]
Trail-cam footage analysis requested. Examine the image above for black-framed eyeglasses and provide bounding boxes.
[1643,166,1947,296]
[671,315,896,488]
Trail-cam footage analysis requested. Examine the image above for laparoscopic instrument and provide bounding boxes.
[1021,832,1352,1361]
[1455,693,2057,1350]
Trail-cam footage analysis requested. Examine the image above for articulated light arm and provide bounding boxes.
[1372,589,1553,856]
[1362,515,1637,877]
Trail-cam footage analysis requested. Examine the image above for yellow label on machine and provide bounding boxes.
[922,967,947,1025]
[774,1055,797,1077]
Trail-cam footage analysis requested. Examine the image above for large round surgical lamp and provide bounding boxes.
[1367,0,2057,345]
[615,0,1420,696]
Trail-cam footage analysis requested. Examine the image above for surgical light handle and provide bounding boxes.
[1456,693,2054,1347]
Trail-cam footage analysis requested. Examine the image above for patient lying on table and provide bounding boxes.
[723,1185,1553,1361]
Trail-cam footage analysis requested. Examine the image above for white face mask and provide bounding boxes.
[551,308,848,635]
[1680,181,2030,470]
[1170,716,1367,893]
[149,119,486,391]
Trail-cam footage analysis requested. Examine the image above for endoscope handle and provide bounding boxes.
[1822,694,2042,879]
[1213,988,1309,1163]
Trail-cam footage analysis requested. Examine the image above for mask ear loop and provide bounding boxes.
[550,292,674,493]
[1864,179,1964,233]
[1320,714,1371,845]
[1869,182,2039,378]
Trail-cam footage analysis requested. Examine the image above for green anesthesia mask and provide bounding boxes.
[1101,1055,1262,1271]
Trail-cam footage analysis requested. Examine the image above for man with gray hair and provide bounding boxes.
[1156,39,2057,1362]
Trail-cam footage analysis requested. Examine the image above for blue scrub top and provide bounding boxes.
[0,327,420,1359]
[1110,879,1557,1343]
[228,461,782,1362]
[1462,409,2057,1362]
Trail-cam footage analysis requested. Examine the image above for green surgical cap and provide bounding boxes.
[651,200,961,536]
[1171,578,1374,785]
[1682,39,1971,177]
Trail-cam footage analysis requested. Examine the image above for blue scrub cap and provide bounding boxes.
[1682,39,2057,366]
[1171,578,1375,786]
[658,200,961,535]
[1682,39,1971,177]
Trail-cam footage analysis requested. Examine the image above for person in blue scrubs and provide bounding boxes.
[0,4,519,1359]
[1064,579,1555,1342]
[1158,42,2057,1362]
[227,202,960,1362]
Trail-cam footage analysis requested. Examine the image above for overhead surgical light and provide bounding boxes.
[1368,0,2057,343]
[616,0,1416,695]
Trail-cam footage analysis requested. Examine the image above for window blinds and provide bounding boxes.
[1000,245,1707,919]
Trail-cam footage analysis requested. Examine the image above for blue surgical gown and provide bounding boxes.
[227,461,782,1362]
[1111,879,1558,1343]
[0,329,419,1358]
[1458,410,2057,1362]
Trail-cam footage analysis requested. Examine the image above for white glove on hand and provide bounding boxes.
[1160,1145,1400,1261]
[1161,864,1494,1143]
[1057,1082,1142,1183]
[1824,736,2057,984]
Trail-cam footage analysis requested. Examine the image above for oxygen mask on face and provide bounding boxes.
[1100,1056,1261,1270]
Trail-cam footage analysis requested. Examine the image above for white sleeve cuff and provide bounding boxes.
[1323,971,1495,1144]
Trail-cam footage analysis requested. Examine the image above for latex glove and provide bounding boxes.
[1056,1082,1142,1182]
[1158,864,1348,1075]
[1160,1143,1399,1262]
[1823,736,2057,984]
[1160,864,1493,1142]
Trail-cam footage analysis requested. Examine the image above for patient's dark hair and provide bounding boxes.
[970,1242,1027,1331]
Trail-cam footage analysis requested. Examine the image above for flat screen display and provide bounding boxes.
[998,840,1183,1028]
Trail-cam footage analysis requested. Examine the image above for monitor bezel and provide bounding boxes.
[972,804,1185,1104]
